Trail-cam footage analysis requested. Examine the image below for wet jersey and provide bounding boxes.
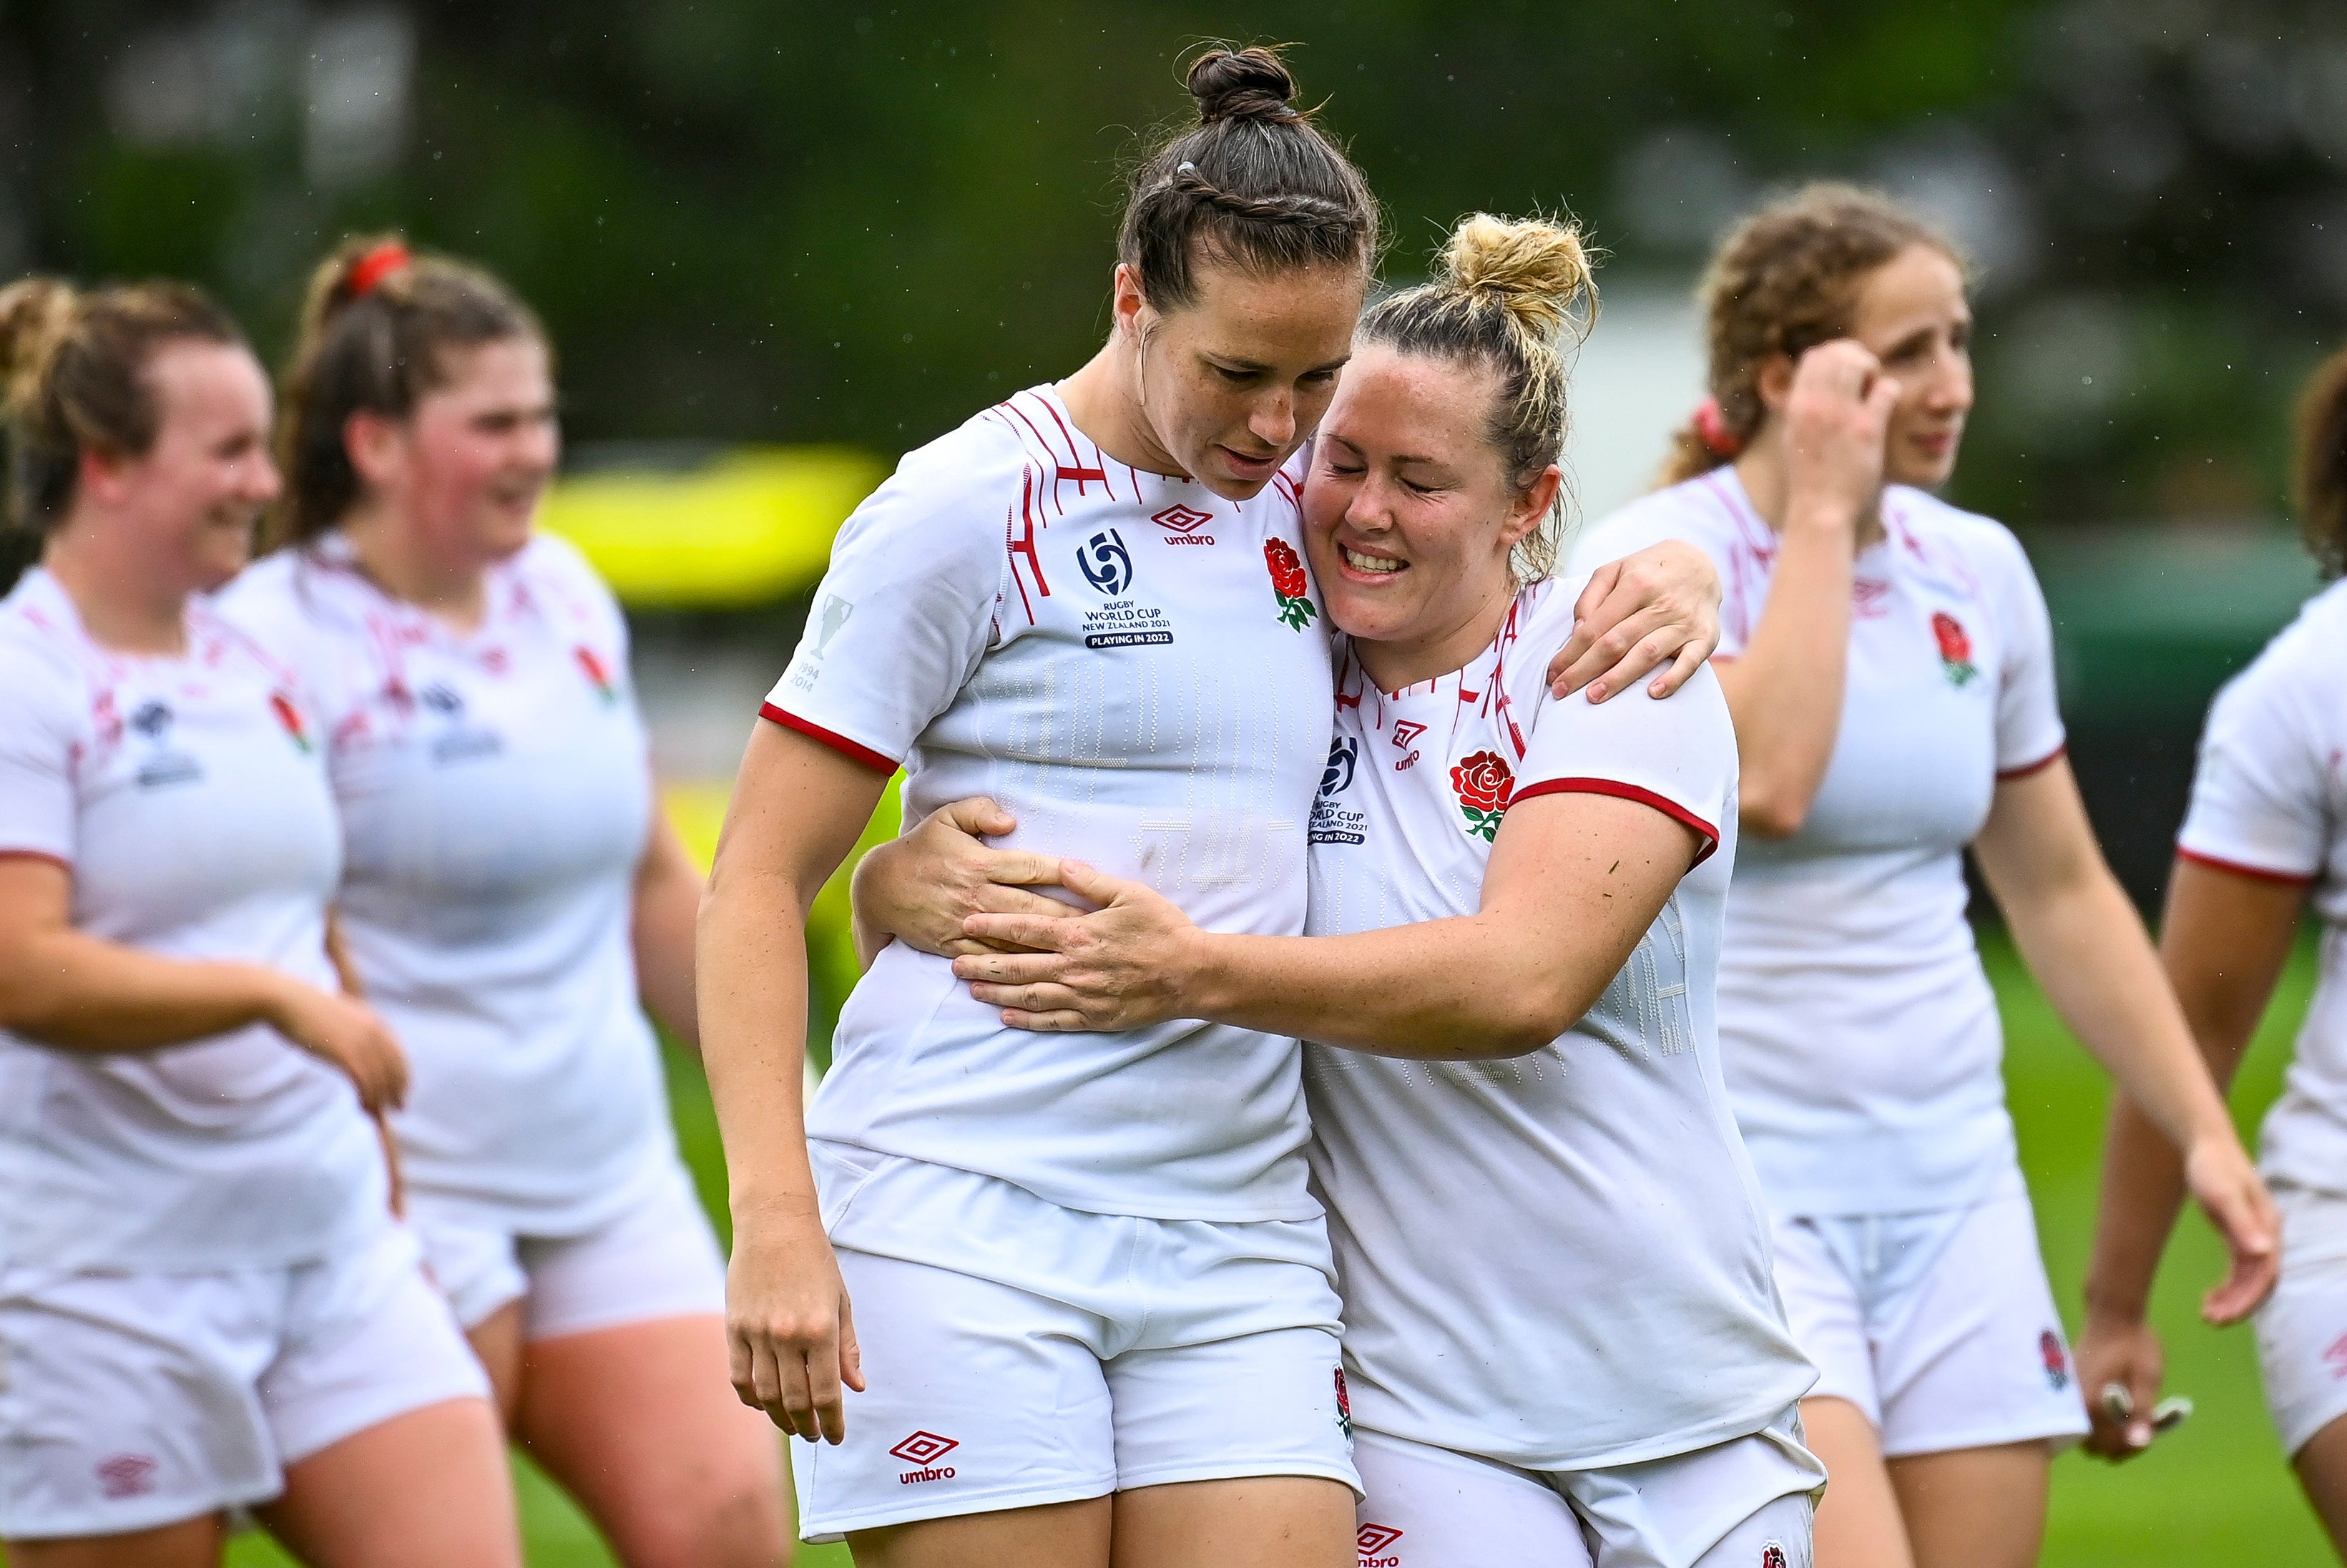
[0,568,382,1268]
[766,385,1332,1222]
[1575,469,2066,1215]
[1301,576,1813,1469]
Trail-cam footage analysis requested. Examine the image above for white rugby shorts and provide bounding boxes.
[1348,1406,1821,1568]
[2255,1183,2347,1456]
[1769,1170,2089,1457]
[0,1223,487,1540]
[409,1155,727,1338]
[791,1146,1358,1542]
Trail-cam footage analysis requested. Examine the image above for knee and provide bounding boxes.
[610,1466,793,1568]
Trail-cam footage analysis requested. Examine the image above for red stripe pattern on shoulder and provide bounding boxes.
[758,702,896,774]
[1510,777,1723,866]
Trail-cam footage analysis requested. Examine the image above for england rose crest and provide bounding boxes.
[1931,611,1979,687]
[1451,750,1515,841]
[1264,538,1318,631]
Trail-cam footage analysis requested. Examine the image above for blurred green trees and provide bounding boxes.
[4,0,2343,528]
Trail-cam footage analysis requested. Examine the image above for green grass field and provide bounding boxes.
[217,931,2329,1567]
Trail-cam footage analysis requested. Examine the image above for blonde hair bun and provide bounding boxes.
[1436,212,1597,345]
[0,278,76,423]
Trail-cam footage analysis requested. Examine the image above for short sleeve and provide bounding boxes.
[0,647,82,866]
[1504,585,1737,864]
[760,431,1014,772]
[2176,640,2331,885]
[1571,486,1748,658]
[1986,529,2067,778]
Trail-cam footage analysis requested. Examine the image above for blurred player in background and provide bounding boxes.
[214,238,791,1568]
[0,277,516,1567]
[1574,184,2280,1568]
[699,46,1718,1568]
[2079,346,2347,1559]
[853,210,1823,1568]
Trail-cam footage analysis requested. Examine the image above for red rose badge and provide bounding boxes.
[1451,750,1515,840]
[574,645,618,705]
[1931,611,1978,687]
[2039,1328,2070,1391]
[1264,539,1318,631]
[269,692,312,753]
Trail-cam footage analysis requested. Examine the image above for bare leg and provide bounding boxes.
[1885,1440,2050,1568]
[6,1514,224,1568]
[1111,1476,1355,1568]
[515,1313,792,1568]
[2291,1412,2347,1557]
[466,1299,526,1431]
[850,1496,1112,1567]
[1801,1396,1915,1568]
[255,1396,519,1568]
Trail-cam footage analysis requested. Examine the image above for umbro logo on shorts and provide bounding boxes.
[1151,504,1215,544]
[94,1452,158,1499]
[889,1430,959,1484]
[1357,1523,1403,1566]
[2039,1328,2071,1391]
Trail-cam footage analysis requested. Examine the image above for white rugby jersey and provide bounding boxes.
[1574,469,2067,1215]
[768,385,1333,1222]
[0,568,385,1269]
[1303,576,1813,1470]
[216,533,675,1235]
[2177,579,2347,1198]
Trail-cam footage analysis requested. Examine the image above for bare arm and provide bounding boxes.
[697,720,886,1442]
[2075,858,2303,1456]
[632,779,705,1051]
[1972,762,2280,1328]
[954,792,1702,1058]
[0,856,408,1111]
[1544,540,1723,701]
[1713,342,1898,837]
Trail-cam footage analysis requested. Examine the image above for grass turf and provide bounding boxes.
[217,930,2327,1567]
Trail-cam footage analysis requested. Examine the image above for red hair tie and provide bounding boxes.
[1693,396,1743,459]
[344,240,411,300]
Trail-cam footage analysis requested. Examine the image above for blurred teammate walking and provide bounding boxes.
[1574,185,2279,1568]
[2079,346,2347,1561]
[0,277,515,1567]
[216,239,791,1568]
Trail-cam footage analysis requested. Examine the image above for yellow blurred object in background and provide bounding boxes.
[542,446,887,608]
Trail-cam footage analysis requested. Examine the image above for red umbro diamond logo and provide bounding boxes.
[94,1454,158,1499]
[888,1431,959,1465]
[1391,720,1426,749]
[1358,1524,1404,1564]
[1152,504,1213,534]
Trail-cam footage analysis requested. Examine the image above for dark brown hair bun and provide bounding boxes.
[1185,46,1300,124]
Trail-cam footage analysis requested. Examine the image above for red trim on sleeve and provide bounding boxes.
[1511,778,1722,866]
[1996,743,2066,781]
[758,702,897,774]
[2173,847,2318,888]
[0,848,70,873]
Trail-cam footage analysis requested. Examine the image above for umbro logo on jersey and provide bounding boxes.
[890,1430,959,1485]
[1357,1523,1403,1566]
[94,1453,158,1499]
[1078,529,1135,596]
[1152,503,1215,545]
[1390,720,1426,770]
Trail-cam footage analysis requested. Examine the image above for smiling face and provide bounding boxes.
[85,340,280,596]
[1301,344,1555,681]
[1845,243,1974,488]
[355,334,558,568]
[1123,258,1363,499]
